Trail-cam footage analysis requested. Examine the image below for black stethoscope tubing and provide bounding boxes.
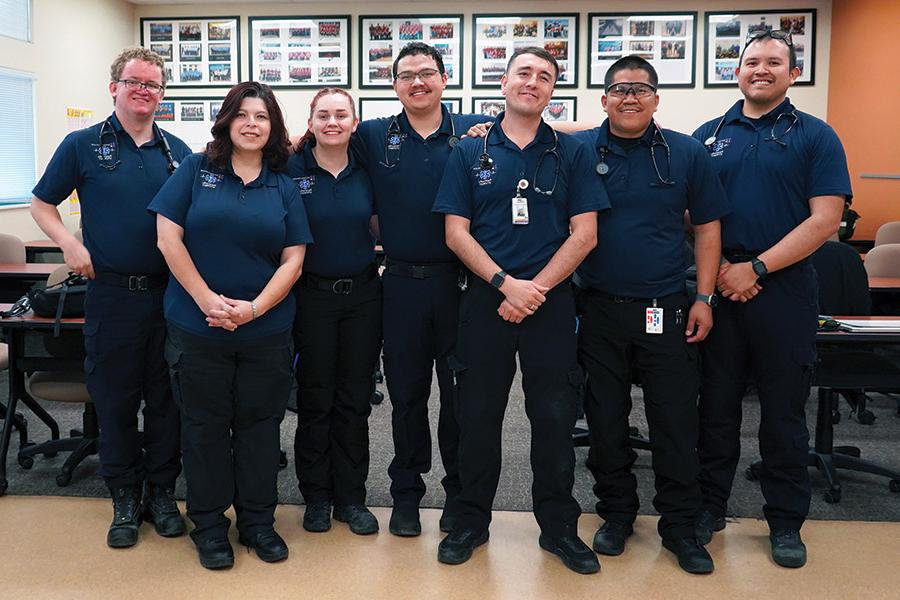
[478,123,560,196]
[380,115,458,168]
[98,118,180,174]
[703,109,799,151]
[595,121,675,187]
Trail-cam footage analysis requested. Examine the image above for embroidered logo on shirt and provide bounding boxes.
[200,170,224,189]
[709,138,731,158]
[294,175,315,195]
[474,166,494,186]
[92,143,116,163]
[387,133,403,149]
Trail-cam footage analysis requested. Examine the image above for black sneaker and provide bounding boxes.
[437,528,489,565]
[695,510,726,546]
[389,505,421,537]
[107,486,142,548]
[539,534,601,574]
[439,510,457,534]
[662,536,715,574]
[592,521,633,556]
[142,482,186,538]
[196,537,234,570]
[770,529,807,568]
[303,501,332,533]
[333,504,379,535]
[239,529,289,563]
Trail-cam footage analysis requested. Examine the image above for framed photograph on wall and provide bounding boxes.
[359,96,462,120]
[704,9,816,87]
[358,15,463,88]
[154,97,224,151]
[249,16,351,88]
[141,17,240,88]
[588,12,697,88]
[471,14,579,88]
[471,96,576,122]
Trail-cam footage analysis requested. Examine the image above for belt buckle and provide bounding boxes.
[410,265,427,279]
[613,295,630,303]
[332,278,353,294]
[128,275,148,291]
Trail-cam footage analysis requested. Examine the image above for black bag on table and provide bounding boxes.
[27,273,87,336]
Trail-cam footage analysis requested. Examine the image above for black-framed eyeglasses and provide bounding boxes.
[605,82,657,99]
[117,79,165,94]
[394,69,441,84]
[745,29,793,47]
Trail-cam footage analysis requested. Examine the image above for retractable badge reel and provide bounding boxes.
[512,179,530,225]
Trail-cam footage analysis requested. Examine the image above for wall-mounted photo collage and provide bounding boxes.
[141,17,240,88]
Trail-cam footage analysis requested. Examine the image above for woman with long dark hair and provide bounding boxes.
[287,88,382,536]
[149,81,313,569]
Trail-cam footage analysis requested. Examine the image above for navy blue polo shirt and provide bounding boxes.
[32,113,191,275]
[286,142,375,278]
[574,120,730,298]
[432,113,609,280]
[148,153,313,340]
[353,105,495,264]
[693,98,852,251]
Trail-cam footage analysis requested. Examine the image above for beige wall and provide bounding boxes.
[0,0,134,239]
[1,0,834,240]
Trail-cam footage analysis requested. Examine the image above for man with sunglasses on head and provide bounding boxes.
[350,42,494,538]
[692,30,851,568]
[570,55,729,574]
[30,47,191,549]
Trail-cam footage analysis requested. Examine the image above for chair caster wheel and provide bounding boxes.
[18,455,33,469]
[831,410,841,425]
[745,465,760,481]
[56,472,71,487]
[278,450,288,470]
[890,479,900,493]
[856,410,876,425]
[824,487,841,503]
[371,390,384,405]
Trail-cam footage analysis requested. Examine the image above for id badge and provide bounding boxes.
[645,307,663,334]
[512,196,529,225]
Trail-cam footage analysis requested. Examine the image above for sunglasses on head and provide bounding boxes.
[745,29,793,47]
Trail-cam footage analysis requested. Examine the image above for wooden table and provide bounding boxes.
[868,277,900,292]
[0,263,61,302]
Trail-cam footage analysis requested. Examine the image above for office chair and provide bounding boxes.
[0,233,30,447]
[747,242,900,503]
[874,221,900,247]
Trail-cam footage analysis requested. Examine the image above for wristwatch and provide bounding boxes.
[750,257,768,279]
[695,292,718,307]
[490,270,507,289]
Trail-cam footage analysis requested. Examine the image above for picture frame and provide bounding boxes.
[154,97,224,152]
[471,14,579,88]
[359,96,462,120]
[587,12,697,88]
[471,96,577,122]
[704,9,816,87]
[140,17,240,88]
[358,15,464,89]
[248,16,351,88]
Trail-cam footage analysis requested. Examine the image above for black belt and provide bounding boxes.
[300,264,377,295]
[722,249,762,263]
[94,272,168,291]
[583,288,656,304]
[384,258,459,279]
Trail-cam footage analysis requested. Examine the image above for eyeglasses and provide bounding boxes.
[605,82,656,99]
[117,79,164,94]
[745,29,793,47]
[394,69,441,84]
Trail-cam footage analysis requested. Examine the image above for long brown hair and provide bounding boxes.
[293,87,357,153]
[206,81,290,171]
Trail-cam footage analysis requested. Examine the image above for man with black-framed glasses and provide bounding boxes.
[693,30,852,568]
[30,46,191,549]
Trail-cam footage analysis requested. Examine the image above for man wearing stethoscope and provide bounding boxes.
[30,47,192,549]
[433,47,608,574]
[692,30,851,568]
[570,56,729,575]
[352,42,494,537]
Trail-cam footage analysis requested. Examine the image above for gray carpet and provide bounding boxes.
[2,370,899,522]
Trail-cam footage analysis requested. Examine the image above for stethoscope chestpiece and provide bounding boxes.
[448,135,460,149]
[703,136,716,147]
[596,162,609,175]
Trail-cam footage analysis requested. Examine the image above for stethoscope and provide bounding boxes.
[479,123,560,195]
[703,109,799,150]
[379,115,459,168]
[596,121,674,186]
[98,118,180,174]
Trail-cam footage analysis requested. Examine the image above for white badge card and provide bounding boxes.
[512,196,529,225]
[645,307,664,334]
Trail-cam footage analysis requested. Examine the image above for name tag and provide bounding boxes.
[646,307,663,334]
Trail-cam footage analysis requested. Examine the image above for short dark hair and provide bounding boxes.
[739,33,797,70]
[604,55,658,89]
[505,46,559,82]
[206,81,290,172]
[392,42,445,78]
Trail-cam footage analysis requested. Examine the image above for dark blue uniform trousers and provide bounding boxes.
[451,280,582,537]
[83,280,180,489]
[698,262,818,531]
[382,269,461,510]
[165,325,293,543]
[577,289,701,541]
[293,274,382,506]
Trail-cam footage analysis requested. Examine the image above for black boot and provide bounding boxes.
[142,482,186,538]
[107,486,142,548]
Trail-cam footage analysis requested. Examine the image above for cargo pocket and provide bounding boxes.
[446,354,469,422]
[792,343,817,414]
[82,320,100,375]
[164,339,185,411]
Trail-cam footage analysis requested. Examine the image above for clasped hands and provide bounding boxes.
[200,290,254,332]
[717,260,762,303]
[497,277,549,324]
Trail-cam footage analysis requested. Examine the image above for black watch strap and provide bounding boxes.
[751,257,768,279]
[490,270,507,289]
[695,292,718,307]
